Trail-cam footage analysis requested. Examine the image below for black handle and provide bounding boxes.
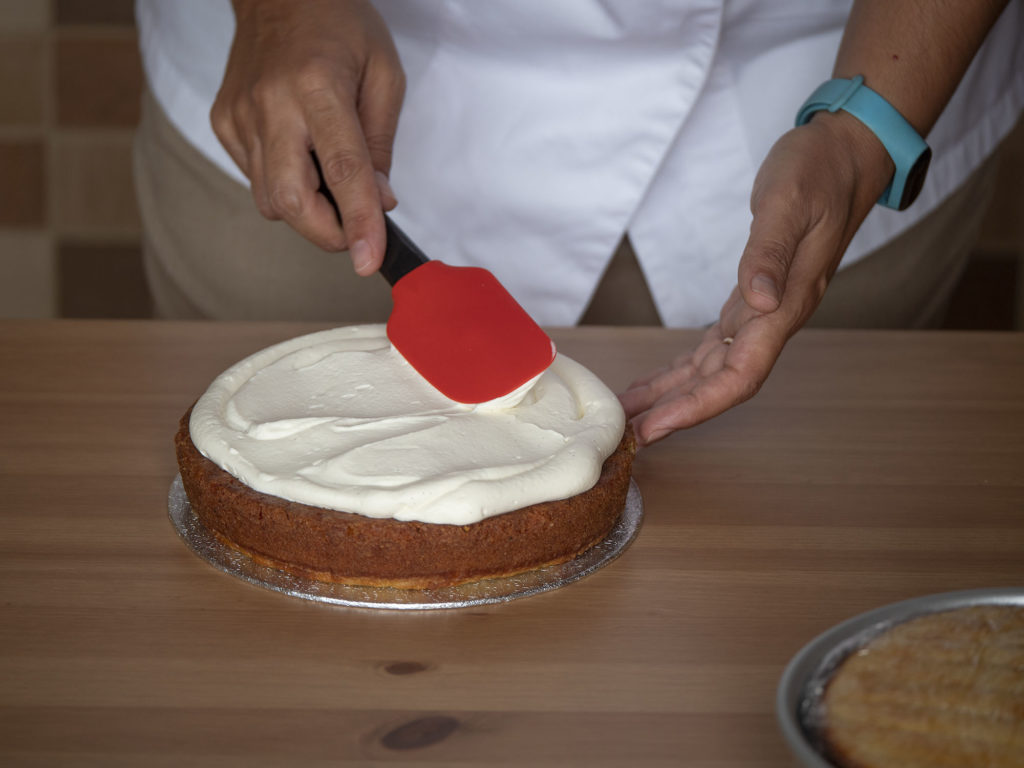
[380,216,429,286]
[312,151,427,286]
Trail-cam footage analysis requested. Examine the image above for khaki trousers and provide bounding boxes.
[134,87,997,327]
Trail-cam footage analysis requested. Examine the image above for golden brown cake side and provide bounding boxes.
[175,407,636,589]
[820,605,1024,768]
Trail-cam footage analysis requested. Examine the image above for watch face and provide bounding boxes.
[898,147,932,210]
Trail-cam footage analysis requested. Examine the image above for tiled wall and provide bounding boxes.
[0,0,1022,325]
[1,0,146,318]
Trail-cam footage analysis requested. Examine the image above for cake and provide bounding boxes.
[819,605,1024,768]
[175,325,635,589]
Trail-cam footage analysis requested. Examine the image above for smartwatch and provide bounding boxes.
[796,75,931,211]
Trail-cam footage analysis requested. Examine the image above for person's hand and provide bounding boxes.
[620,110,894,445]
[211,0,404,275]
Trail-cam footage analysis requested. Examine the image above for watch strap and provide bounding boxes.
[796,76,931,210]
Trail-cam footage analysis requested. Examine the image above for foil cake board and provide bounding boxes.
[168,475,643,610]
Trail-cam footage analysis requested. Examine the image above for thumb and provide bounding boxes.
[737,198,806,314]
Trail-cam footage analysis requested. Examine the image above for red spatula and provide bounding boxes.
[314,155,556,403]
[380,217,556,403]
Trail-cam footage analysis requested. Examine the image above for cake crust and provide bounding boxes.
[175,407,636,589]
[820,605,1024,768]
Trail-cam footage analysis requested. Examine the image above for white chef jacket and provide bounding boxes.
[135,0,1024,327]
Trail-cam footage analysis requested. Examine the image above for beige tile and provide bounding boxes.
[56,33,142,127]
[0,230,56,318]
[0,35,46,126]
[51,132,140,239]
[0,139,46,226]
[0,1,50,31]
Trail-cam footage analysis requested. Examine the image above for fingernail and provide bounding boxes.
[375,171,396,202]
[273,188,302,218]
[350,239,373,273]
[751,274,780,303]
[644,427,670,445]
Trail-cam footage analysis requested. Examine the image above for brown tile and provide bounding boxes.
[0,231,56,318]
[57,241,152,318]
[51,132,140,238]
[0,1,50,31]
[0,35,46,126]
[56,34,142,127]
[0,140,46,226]
[55,0,134,26]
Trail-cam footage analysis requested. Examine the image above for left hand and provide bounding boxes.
[620,110,894,445]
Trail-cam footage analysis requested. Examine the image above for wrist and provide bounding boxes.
[807,109,895,209]
[796,76,932,210]
[230,0,293,25]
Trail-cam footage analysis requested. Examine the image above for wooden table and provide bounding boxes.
[2,320,1022,766]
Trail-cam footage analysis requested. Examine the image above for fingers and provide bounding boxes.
[620,315,788,445]
[620,336,718,417]
[301,56,403,267]
[309,46,404,272]
[305,84,388,275]
[376,171,398,211]
[629,367,752,444]
[624,352,765,445]
[210,99,250,178]
[261,113,348,251]
[620,305,743,417]
[246,135,273,217]
[358,47,405,177]
[737,192,807,315]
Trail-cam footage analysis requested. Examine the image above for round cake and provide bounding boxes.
[175,325,635,589]
[819,604,1024,768]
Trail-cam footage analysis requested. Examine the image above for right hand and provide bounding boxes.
[211,0,405,275]
[620,109,893,445]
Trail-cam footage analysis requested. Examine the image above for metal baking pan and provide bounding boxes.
[776,587,1024,768]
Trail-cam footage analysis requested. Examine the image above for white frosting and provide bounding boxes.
[189,325,625,525]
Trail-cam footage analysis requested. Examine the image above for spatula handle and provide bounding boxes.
[312,151,427,287]
[380,216,428,286]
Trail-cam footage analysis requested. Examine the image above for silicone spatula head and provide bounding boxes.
[310,152,554,403]
[387,260,556,403]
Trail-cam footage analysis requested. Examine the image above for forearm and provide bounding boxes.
[640,1,1013,442]
[834,0,1010,136]
[800,0,1010,220]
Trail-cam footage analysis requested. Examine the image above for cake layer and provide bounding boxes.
[188,325,625,525]
[821,605,1024,768]
[177,411,636,589]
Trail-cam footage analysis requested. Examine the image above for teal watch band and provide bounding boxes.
[796,75,931,211]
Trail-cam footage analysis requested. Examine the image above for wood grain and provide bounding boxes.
[1,320,1022,765]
